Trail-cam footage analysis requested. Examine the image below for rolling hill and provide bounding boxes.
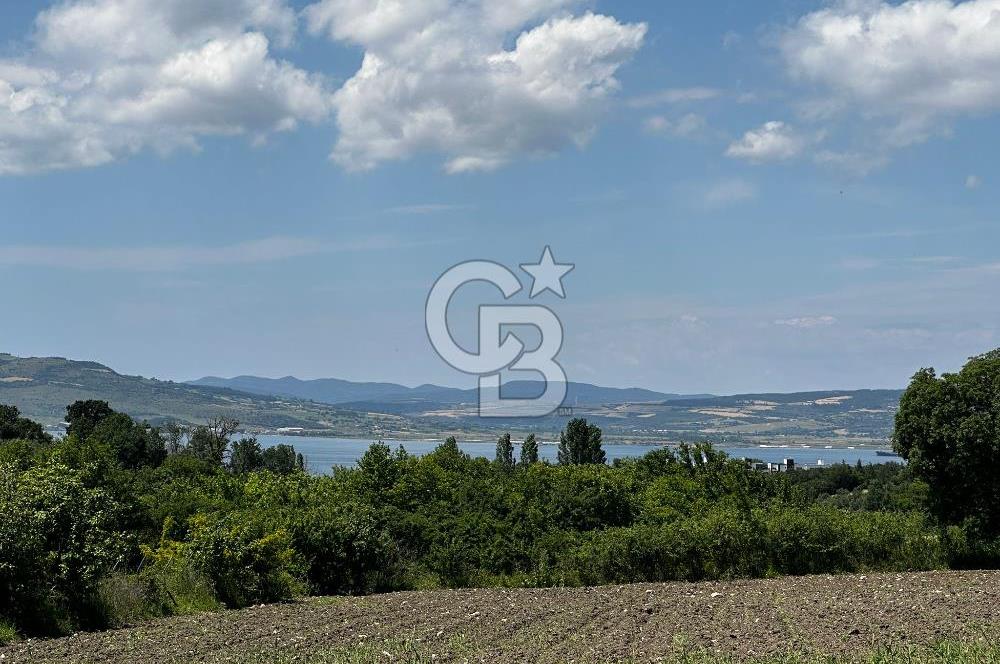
[1,352,902,445]
[189,371,901,446]
[342,387,903,445]
[188,374,703,407]
[0,353,423,437]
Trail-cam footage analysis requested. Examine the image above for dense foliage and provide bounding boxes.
[558,418,606,465]
[0,392,991,642]
[0,404,50,445]
[894,350,1000,563]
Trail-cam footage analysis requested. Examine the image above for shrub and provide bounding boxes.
[941,521,1000,569]
[143,514,305,609]
[0,461,132,632]
[139,558,220,616]
[764,505,944,575]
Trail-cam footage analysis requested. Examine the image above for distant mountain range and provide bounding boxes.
[0,352,902,445]
[185,375,901,445]
[187,374,708,407]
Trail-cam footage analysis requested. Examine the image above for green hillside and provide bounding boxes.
[0,353,901,445]
[0,353,417,436]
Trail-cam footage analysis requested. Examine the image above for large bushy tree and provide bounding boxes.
[229,437,265,474]
[262,444,304,475]
[557,418,605,465]
[65,400,115,441]
[89,412,166,469]
[0,404,50,444]
[894,349,1000,535]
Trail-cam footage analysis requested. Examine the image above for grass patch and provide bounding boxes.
[0,620,18,646]
[97,575,159,628]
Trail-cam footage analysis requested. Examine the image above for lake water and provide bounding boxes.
[255,435,900,474]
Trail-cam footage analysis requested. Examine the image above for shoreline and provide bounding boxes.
[250,430,894,451]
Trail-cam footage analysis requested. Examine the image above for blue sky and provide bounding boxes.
[2,0,1000,394]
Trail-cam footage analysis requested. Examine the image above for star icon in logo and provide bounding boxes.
[520,246,574,298]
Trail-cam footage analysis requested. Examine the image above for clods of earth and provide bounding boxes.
[4,570,1000,663]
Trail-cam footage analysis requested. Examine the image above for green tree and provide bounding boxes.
[425,436,469,473]
[187,417,238,466]
[356,442,402,496]
[162,423,187,455]
[229,437,264,474]
[0,405,50,444]
[495,432,514,468]
[89,412,166,469]
[262,444,302,475]
[894,349,1000,535]
[520,433,539,465]
[557,418,605,465]
[65,400,115,441]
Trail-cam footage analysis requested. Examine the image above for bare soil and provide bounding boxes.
[4,570,1000,663]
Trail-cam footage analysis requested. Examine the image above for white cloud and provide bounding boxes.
[781,0,1000,147]
[642,113,706,138]
[627,87,721,108]
[34,0,298,59]
[726,121,806,163]
[0,235,404,271]
[813,149,889,176]
[305,1,646,172]
[643,116,670,133]
[701,178,758,209]
[0,0,333,175]
[966,174,983,189]
[774,315,837,329]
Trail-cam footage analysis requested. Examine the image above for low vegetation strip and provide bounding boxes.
[3,571,999,663]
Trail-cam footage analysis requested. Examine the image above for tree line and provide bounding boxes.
[494,417,605,467]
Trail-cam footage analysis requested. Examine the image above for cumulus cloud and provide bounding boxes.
[305,0,647,172]
[0,0,333,175]
[726,121,806,162]
[781,0,1000,147]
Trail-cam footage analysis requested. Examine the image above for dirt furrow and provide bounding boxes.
[4,571,1000,663]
